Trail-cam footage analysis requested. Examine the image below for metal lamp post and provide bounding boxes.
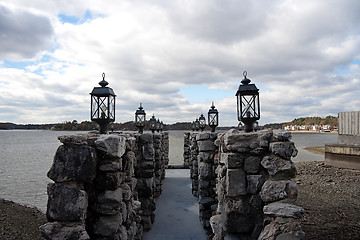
[208,102,219,132]
[90,73,116,134]
[149,114,157,133]
[235,71,260,132]
[156,119,161,132]
[135,103,146,133]
[194,118,200,131]
[199,114,206,132]
[160,121,164,132]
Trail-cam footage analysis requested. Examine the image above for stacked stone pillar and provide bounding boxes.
[183,132,191,168]
[207,129,305,240]
[40,132,168,240]
[153,132,169,197]
[162,132,170,175]
[190,132,200,196]
[134,133,156,231]
[197,132,218,228]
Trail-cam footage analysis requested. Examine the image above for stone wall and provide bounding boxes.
[40,132,169,240]
[196,132,218,228]
[189,133,200,196]
[183,132,191,168]
[186,129,305,240]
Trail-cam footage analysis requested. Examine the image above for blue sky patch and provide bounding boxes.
[58,14,79,24]
[180,85,234,103]
[2,60,32,69]
[334,58,360,75]
[58,10,96,24]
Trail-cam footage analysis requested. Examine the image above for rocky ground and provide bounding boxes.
[0,198,46,240]
[0,161,359,240]
[295,161,360,240]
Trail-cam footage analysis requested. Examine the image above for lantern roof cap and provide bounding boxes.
[90,73,116,96]
[209,102,218,113]
[236,71,259,95]
[136,103,145,114]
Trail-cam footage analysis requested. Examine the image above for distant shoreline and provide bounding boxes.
[289,130,337,134]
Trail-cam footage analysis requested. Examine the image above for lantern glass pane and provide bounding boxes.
[209,113,218,126]
[91,96,99,119]
[136,115,145,126]
[241,95,259,119]
[98,96,108,119]
[109,96,115,119]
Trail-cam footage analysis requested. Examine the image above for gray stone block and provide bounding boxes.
[226,169,246,196]
[95,172,122,190]
[260,180,298,203]
[258,130,273,148]
[58,134,90,146]
[39,222,89,240]
[97,188,122,203]
[247,175,265,194]
[95,135,126,158]
[94,202,121,215]
[46,183,88,222]
[199,162,214,180]
[244,155,261,173]
[223,130,259,153]
[263,202,304,219]
[220,153,244,169]
[270,142,298,159]
[198,152,214,163]
[139,133,153,144]
[210,215,222,236]
[198,140,217,152]
[142,143,155,161]
[98,161,122,172]
[48,145,97,183]
[273,130,292,141]
[196,133,210,141]
[93,213,123,236]
[261,155,296,179]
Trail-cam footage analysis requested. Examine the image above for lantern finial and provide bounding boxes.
[241,71,251,85]
[99,72,109,87]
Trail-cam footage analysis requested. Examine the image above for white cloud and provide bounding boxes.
[0,4,54,60]
[0,0,359,126]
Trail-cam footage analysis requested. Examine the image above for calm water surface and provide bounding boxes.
[0,130,337,212]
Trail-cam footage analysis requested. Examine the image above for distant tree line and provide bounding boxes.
[283,116,338,127]
[1,116,337,131]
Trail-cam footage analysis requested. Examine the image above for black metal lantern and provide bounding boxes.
[160,121,164,132]
[90,73,116,134]
[235,71,260,132]
[135,103,146,133]
[149,114,157,133]
[156,119,161,132]
[194,118,200,131]
[208,102,219,132]
[199,114,206,132]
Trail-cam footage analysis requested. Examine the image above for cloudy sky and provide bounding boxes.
[0,0,359,126]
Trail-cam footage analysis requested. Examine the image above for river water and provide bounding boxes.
[0,130,337,212]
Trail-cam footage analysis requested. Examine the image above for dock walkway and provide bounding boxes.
[143,169,208,240]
